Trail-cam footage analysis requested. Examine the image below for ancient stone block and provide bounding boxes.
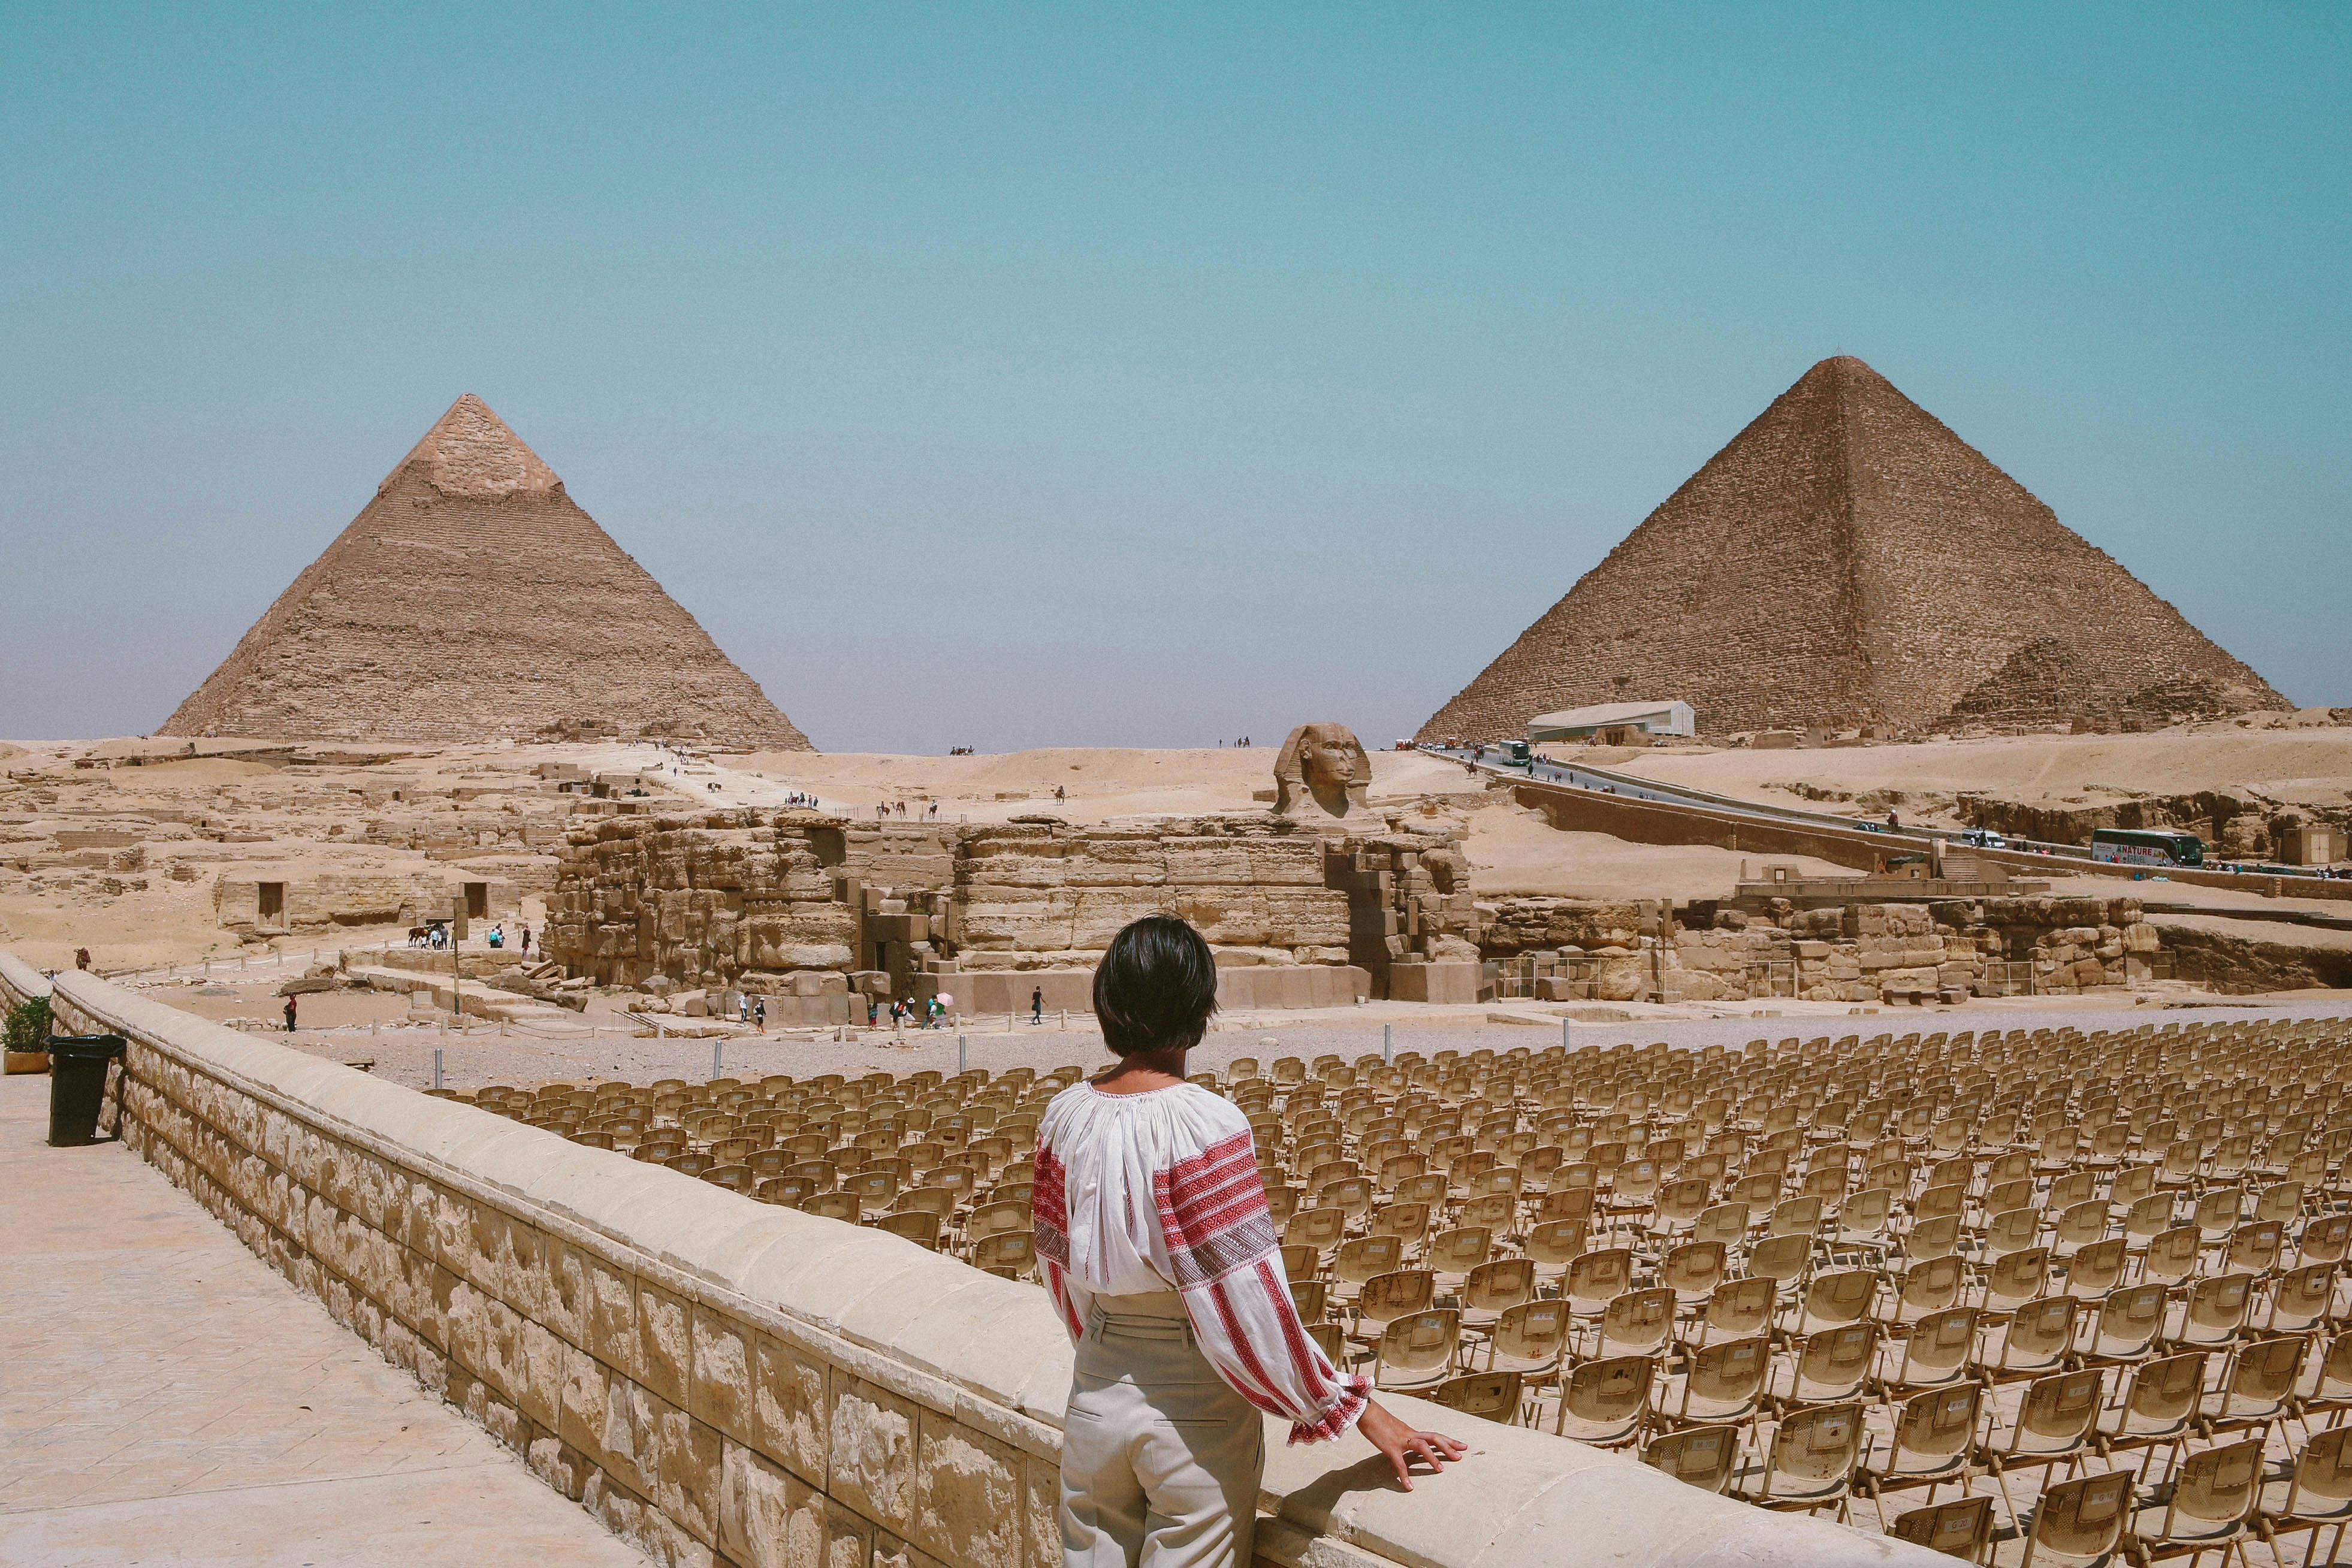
[829,1374,919,1533]
[638,1278,690,1402]
[911,1412,1023,1568]
[692,1304,756,1448]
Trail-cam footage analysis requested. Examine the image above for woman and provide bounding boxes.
[1034,916,1466,1568]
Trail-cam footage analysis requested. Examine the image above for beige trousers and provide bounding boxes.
[1060,1291,1264,1568]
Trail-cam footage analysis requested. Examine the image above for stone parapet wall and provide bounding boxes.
[25,955,1932,1568]
[0,950,52,1010]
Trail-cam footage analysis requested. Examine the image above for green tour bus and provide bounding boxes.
[2090,827,2204,868]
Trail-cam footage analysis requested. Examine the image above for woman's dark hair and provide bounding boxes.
[1092,914,1219,1057]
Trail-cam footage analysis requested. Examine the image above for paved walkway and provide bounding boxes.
[0,1074,647,1567]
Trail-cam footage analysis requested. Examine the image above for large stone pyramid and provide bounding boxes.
[1418,356,2286,742]
[162,396,813,748]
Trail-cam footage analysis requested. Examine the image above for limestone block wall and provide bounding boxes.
[954,819,1349,968]
[27,956,1933,1568]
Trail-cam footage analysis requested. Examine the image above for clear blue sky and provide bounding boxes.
[4,5,2345,750]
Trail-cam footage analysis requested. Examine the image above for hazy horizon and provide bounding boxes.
[4,7,2345,750]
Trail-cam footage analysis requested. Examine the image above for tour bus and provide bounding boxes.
[2090,827,2205,868]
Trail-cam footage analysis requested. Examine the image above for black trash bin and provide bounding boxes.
[47,1034,127,1147]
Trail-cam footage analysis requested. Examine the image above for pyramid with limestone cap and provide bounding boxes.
[162,395,813,748]
[1417,356,2287,743]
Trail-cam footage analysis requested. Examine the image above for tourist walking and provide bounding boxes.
[283,995,297,1032]
[1035,916,1463,1568]
[1031,986,1044,1026]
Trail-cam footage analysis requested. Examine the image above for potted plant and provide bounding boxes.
[4,995,52,1074]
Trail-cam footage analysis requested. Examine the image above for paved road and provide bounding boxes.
[0,1074,648,1568]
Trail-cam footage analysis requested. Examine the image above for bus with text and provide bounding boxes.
[2091,827,2204,868]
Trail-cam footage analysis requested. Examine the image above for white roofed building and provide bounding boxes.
[1526,700,1695,742]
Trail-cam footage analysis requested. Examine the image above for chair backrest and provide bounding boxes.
[2140,1224,2201,1287]
[1332,1234,1403,1285]
[2051,1199,2108,1249]
[1982,1247,2051,1313]
[1791,1322,1877,1403]
[1356,1268,1436,1325]
[1889,1383,1983,1476]
[2087,1282,2167,1360]
[1895,1307,1979,1386]
[2224,1333,2305,1412]
[2116,1351,2206,1437]
[1897,1255,1967,1317]
[2224,1219,2284,1275]
[1692,1201,1749,1249]
[1838,1185,1893,1237]
[2179,1271,2255,1344]
[1564,1247,1634,1311]
[2005,1368,2103,1457]
[1746,1234,1810,1286]
[1998,1295,2078,1374]
[1758,1401,1863,1501]
[1890,1495,1994,1562]
[1905,1213,1963,1262]
[1557,1354,1653,1443]
[1767,1194,1822,1237]
[2192,1185,2247,1239]
[2026,1471,2131,1566]
[2152,1437,2262,1544]
[1285,1206,1345,1252]
[2271,1262,2336,1333]
[1375,1309,1460,1383]
[2063,1237,2128,1299]
[1487,1301,1568,1368]
[973,1231,1034,1275]
[1675,1336,1768,1423]
[1288,1277,1329,1325]
[1641,1425,1737,1494]
[1429,1369,1522,1424]
[1429,1226,1493,1276]
[2279,1425,2352,1521]
[1463,1257,1536,1314]
[875,1209,939,1249]
[1524,1218,1589,1270]
[1983,1206,2042,1259]
[1798,1268,1876,1332]
[1660,1240,1727,1298]
[2301,1213,2352,1265]
[1915,1182,1967,1223]
[1369,1201,1432,1247]
[1700,1276,1777,1341]
[1599,1286,1675,1359]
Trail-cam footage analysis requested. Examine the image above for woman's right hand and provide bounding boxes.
[1357,1399,1469,1490]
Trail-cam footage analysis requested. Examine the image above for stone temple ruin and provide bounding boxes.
[1418,355,2287,742]
[547,724,1487,1023]
[162,395,811,749]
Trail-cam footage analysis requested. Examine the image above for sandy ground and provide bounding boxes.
[716,745,1473,823]
[1609,723,2352,824]
[1460,805,1862,899]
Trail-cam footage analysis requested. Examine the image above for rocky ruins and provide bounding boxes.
[162,395,811,749]
[1418,355,2287,743]
[545,726,1490,1022]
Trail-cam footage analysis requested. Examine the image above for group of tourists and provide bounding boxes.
[874,800,941,821]
[877,993,947,1030]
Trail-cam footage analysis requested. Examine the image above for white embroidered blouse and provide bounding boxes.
[1032,1080,1370,1444]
